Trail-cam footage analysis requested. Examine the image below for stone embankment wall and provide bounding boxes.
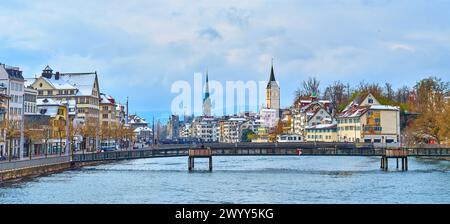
[0,162,73,182]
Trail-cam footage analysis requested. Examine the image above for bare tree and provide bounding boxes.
[355,81,383,97]
[323,81,349,113]
[295,77,320,99]
[384,83,395,99]
[395,85,411,104]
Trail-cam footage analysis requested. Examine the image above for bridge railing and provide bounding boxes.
[0,156,71,172]
[408,148,450,156]
[385,149,408,157]
[72,149,189,162]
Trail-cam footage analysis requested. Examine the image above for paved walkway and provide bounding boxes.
[0,156,71,172]
[0,147,150,171]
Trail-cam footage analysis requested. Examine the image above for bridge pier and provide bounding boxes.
[405,157,408,171]
[188,148,213,172]
[381,156,408,171]
[209,156,213,172]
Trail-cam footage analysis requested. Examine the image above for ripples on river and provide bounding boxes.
[1,156,449,204]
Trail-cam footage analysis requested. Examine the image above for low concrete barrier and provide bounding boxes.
[0,162,72,182]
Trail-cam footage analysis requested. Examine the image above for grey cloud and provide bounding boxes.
[198,27,222,41]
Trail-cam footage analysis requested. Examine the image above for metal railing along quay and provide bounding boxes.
[0,156,71,172]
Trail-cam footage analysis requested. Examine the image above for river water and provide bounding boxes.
[1,156,449,204]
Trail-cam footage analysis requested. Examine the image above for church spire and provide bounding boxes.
[204,69,210,98]
[203,69,212,116]
[269,58,276,82]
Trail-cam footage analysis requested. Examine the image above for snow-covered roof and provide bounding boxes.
[227,118,247,122]
[134,127,152,133]
[43,77,77,90]
[306,123,337,130]
[36,98,62,106]
[129,115,148,124]
[370,105,400,111]
[60,73,97,96]
[36,98,64,117]
[100,93,116,105]
[338,106,369,118]
[24,78,36,88]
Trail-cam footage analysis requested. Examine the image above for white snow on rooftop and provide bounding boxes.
[306,123,337,129]
[134,127,152,132]
[43,77,77,90]
[370,105,400,110]
[36,98,61,106]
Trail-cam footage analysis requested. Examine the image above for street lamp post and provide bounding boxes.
[19,92,24,160]
[64,103,70,156]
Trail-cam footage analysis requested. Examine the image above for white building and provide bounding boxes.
[24,79,38,115]
[260,108,279,129]
[0,63,25,158]
[292,101,333,137]
[219,117,247,143]
[128,114,148,129]
[134,127,153,142]
[192,116,217,142]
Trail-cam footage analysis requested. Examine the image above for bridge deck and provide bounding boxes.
[71,144,450,163]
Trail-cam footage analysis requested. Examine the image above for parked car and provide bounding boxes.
[0,155,7,161]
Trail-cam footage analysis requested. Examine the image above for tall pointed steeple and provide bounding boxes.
[269,58,276,82]
[203,69,212,116]
[266,58,280,118]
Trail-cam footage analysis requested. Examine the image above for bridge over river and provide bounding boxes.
[71,143,450,171]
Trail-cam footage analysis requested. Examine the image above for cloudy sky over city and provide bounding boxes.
[1,0,449,120]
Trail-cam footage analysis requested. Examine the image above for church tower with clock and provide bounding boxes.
[266,61,280,117]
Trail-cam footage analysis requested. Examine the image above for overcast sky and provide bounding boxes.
[1,0,449,121]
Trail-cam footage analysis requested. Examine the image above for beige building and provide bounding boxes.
[100,93,119,128]
[30,66,101,150]
[30,66,100,125]
[337,93,400,145]
[305,123,338,142]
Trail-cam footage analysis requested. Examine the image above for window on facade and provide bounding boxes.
[47,90,53,95]
[103,114,108,119]
[38,90,43,95]
[368,98,374,104]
